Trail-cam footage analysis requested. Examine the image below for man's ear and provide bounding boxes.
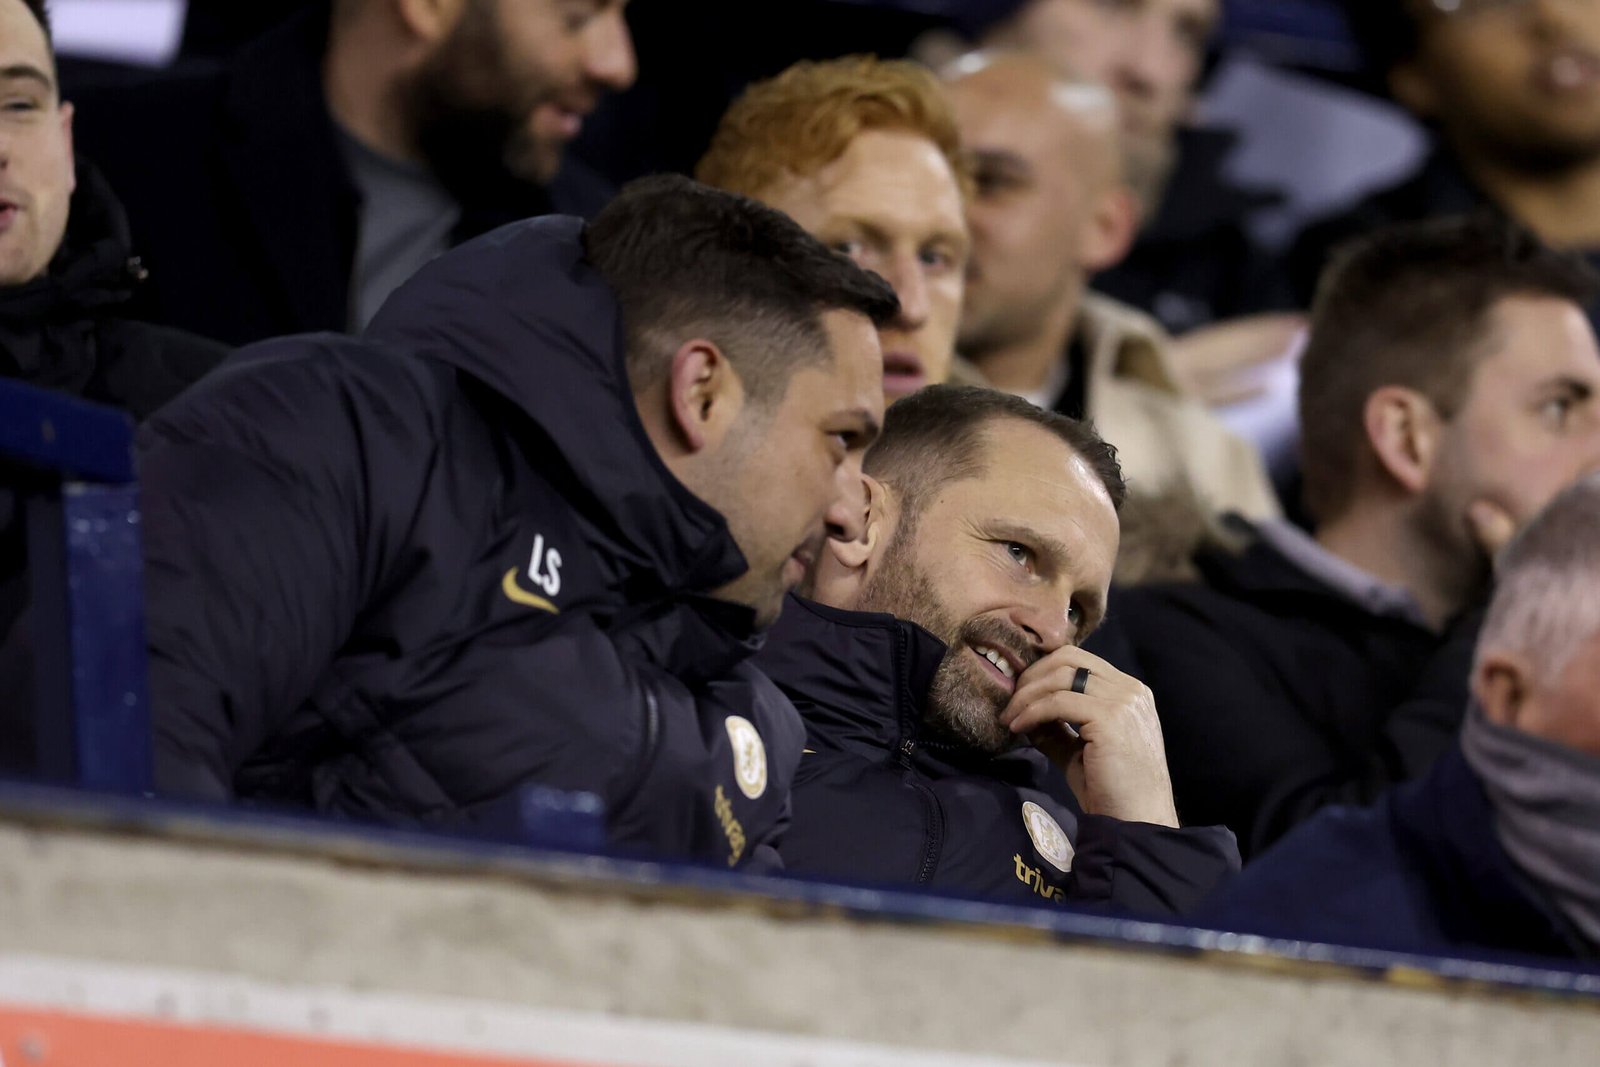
[1081,184,1139,275]
[813,476,896,608]
[667,338,744,455]
[1364,385,1442,497]
[396,0,467,43]
[1389,59,1440,122]
[1474,649,1533,730]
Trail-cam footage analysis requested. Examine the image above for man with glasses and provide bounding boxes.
[1293,0,1600,331]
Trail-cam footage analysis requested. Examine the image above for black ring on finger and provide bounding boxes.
[1071,666,1091,694]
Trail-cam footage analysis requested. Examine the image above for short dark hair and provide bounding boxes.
[21,0,50,41]
[584,174,899,403]
[1300,214,1599,522]
[1340,0,1418,84]
[865,385,1126,533]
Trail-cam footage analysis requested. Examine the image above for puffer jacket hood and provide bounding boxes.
[366,215,749,601]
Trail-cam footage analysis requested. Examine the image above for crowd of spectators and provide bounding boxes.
[5,0,1600,970]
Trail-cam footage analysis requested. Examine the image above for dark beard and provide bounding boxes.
[404,3,553,206]
[857,530,1038,756]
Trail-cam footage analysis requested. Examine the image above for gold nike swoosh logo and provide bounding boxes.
[501,568,559,613]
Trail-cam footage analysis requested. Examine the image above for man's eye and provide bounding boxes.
[830,240,864,259]
[1005,542,1031,566]
[1541,395,1576,431]
[1068,602,1083,627]
[1,98,39,113]
[919,247,955,271]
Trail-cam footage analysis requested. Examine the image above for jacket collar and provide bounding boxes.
[365,215,750,600]
[1194,515,1436,634]
[756,596,944,751]
[757,596,1050,779]
[1075,291,1183,400]
[0,161,139,346]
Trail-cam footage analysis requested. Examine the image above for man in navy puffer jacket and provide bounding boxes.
[756,386,1239,915]
[139,175,897,868]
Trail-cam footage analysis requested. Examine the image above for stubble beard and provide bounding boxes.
[856,529,1022,756]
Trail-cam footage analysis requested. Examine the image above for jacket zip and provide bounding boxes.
[892,628,945,885]
[613,689,662,816]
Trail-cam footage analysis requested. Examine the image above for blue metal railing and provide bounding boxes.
[2,378,151,795]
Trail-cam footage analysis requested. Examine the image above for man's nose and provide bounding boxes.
[887,253,931,331]
[1010,593,1076,656]
[584,9,638,92]
[824,463,869,545]
[1113,14,1173,104]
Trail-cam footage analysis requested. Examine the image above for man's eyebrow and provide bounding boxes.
[837,407,881,444]
[0,64,54,93]
[1546,376,1596,399]
[971,148,1029,172]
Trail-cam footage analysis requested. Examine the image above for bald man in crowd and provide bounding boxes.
[944,52,1277,578]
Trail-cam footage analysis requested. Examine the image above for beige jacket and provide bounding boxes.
[1076,292,1280,523]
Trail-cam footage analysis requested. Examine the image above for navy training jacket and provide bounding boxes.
[755,597,1241,917]
[139,216,804,867]
[1196,747,1593,963]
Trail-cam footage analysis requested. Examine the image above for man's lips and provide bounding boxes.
[882,350,927,394]
[969,641,1024,694]
[536,100,596,139]
[1538,47,1600,95]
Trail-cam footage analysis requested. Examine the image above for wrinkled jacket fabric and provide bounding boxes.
[755,597,1240,917]
[140,216,803,867]
[1197,748,1593,964]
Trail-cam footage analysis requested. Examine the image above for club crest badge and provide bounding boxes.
[1022,801,1074,873]
[725,715,768,800]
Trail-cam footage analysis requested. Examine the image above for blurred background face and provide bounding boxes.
[853,419,1119,754]
[1422,295,1600,572]
[982,0,1218,146]
[1398,0,1600,171]
[412,0,636,184]
[757,129,970,403]
[0,0,74,286]
[710,310,885,627]
[948,61,1123,354]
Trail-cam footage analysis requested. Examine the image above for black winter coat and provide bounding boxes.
[0,162,223,777]
[0,161,224,419]
[756,597,1240,918]
[69,9,614,346]
[1085,520,1477,859]
[139,216,804,867]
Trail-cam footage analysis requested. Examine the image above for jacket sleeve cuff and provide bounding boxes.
[1070,815,1242,918]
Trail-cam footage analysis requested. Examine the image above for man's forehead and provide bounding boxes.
[949,422,1118,537]
[0,0,53,75]
[775,130,966,235]
[1482,295,1600,381]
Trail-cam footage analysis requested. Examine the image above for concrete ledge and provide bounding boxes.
[0,789,1597,1065]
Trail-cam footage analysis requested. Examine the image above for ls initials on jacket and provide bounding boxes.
[139,217,804,868]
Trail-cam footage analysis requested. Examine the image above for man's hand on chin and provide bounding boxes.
[1000,645,1181,828]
